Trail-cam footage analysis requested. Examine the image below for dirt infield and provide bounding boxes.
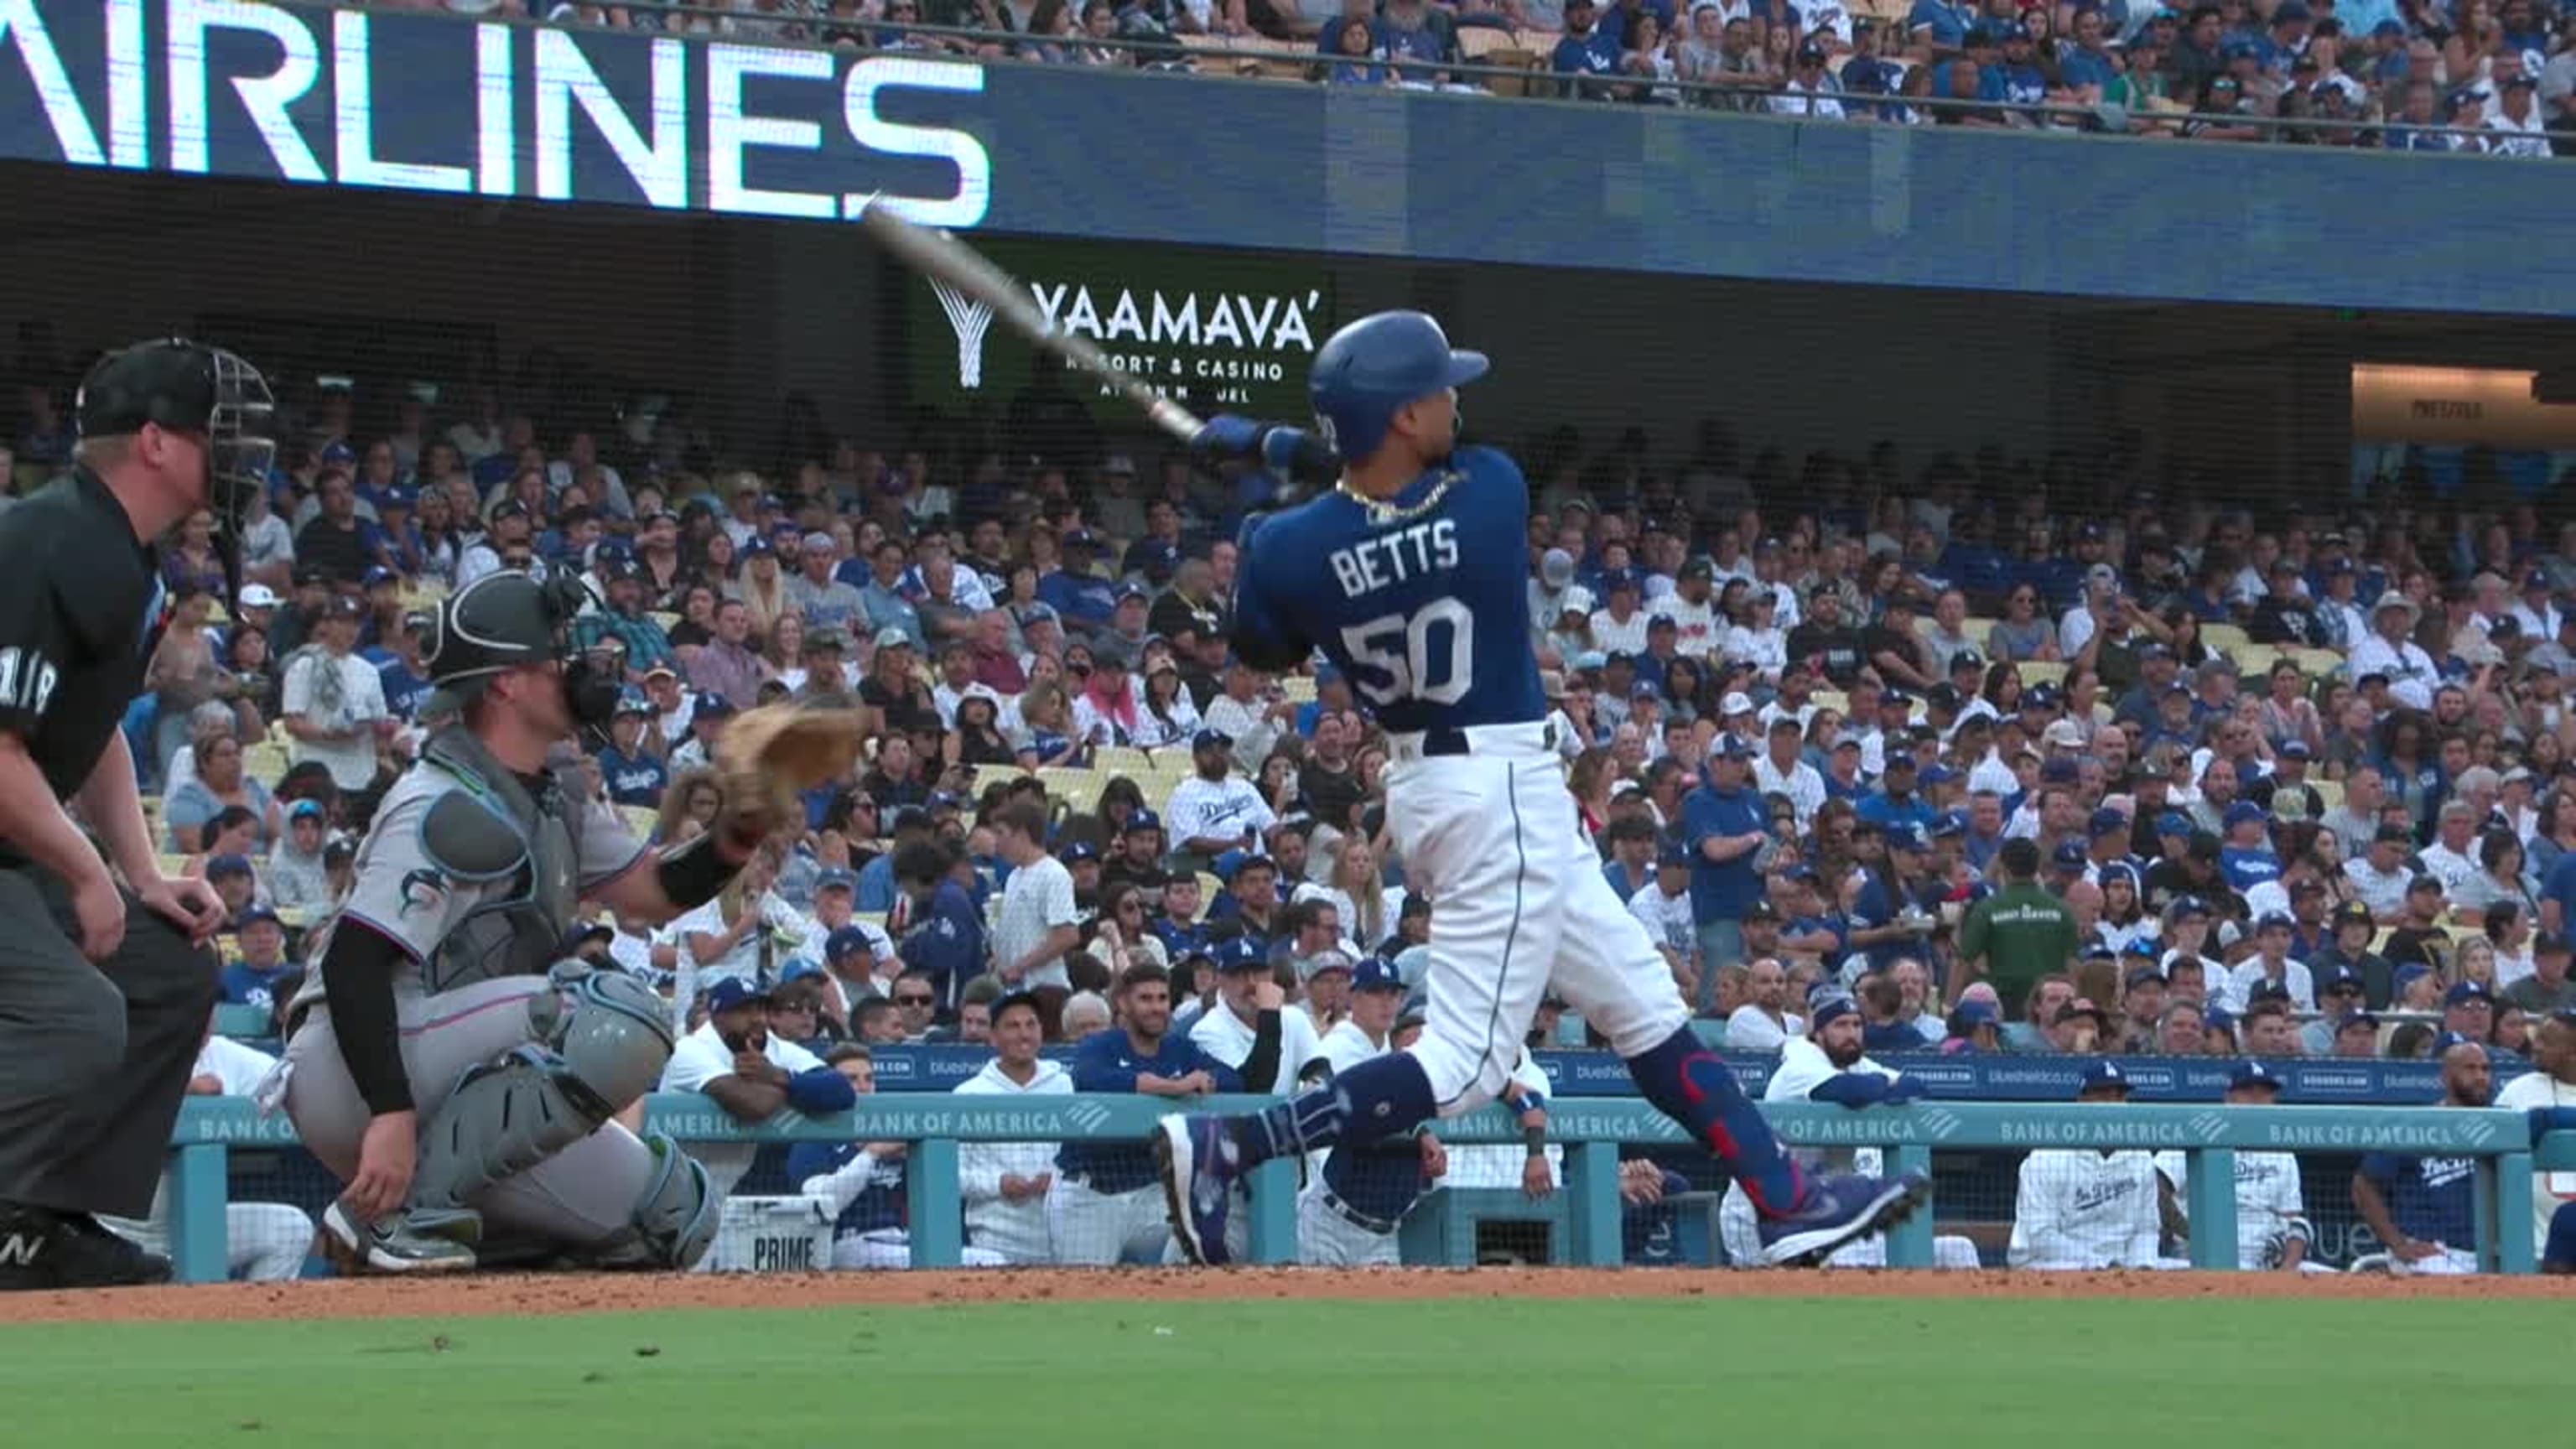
[5,1265,2560,1323]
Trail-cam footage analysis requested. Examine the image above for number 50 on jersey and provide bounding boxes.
[1327,518,1470,709]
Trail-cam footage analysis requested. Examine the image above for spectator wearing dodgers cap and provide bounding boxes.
[2217,800,2283,895]
[2221,911,2316,1015]
[1629,841,1700,1000]
[1681,732,1768,1011]
[1753,712,1826,828]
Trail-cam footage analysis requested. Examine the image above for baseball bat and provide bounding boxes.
[854,198,1206,446]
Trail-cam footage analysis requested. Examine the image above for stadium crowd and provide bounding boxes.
[45,372,2575,1061]
[363,0,2576,149]
[22,366,2576,1272]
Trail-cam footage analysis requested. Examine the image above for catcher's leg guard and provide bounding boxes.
[404,966,676,1235]
[580,1133,719,1270]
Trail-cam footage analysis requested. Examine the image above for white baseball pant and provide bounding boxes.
[961,1202,1057,1265]
[1296,1189,1402,1268]
[1385,738,1689,1116]
[1047,1178,1172,1266]
[2385,1245,2480,1275]
[104,1201,316,1281]
[829,1229,1007,1269]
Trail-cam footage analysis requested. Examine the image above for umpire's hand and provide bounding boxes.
[69,869,125,961]
[133,871,227,947]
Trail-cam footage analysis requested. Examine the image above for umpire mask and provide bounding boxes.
[75,338,277,538]
[425,572,625,733]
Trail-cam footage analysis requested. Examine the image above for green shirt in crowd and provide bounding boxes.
[1960,880,2080,1016]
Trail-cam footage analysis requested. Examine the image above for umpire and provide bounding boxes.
[0,339,273,1290]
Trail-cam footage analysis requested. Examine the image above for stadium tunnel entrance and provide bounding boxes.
[0,160,2567,507]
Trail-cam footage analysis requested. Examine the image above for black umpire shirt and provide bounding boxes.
[0,467,159,813]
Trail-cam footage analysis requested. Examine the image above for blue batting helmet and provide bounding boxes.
[1307,310,1488,464]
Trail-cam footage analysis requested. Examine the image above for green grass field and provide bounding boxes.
[7,1296,2547,1446]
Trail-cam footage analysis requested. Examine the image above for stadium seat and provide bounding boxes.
[1280,675,1318,703]
[2018,661,2069,688]
[2311,779,2343,812]
[1043,767,1104,813]
[1178,33,1265,75]
[2233,643,2280,678]
[1093,746,1155,778]
[2288,647,2346,678]
[2199,622,2252,662]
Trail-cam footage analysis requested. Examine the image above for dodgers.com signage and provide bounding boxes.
[0,0,993,222]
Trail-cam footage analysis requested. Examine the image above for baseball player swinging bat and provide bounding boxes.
[1131,307,1929,1268]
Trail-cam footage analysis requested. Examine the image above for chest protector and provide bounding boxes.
[414,725,588,994]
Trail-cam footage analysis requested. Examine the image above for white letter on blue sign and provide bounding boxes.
[475,22,512,195]
[0,0,106,165]
[105,0,146,168]
[535,27,686,208]
[166,0,323,182]
[333,12,469,194]
[840,57,989,230]
[705,42,834,220]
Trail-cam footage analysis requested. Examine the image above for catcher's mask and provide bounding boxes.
[423,571,624,731]
[74,337,277,541]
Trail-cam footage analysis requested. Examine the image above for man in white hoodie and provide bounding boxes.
[953,992,1069,1265]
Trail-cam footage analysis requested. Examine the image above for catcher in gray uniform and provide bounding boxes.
[280,570,787,1272]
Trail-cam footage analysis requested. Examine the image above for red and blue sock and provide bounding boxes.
[1625,1027,1808,1215]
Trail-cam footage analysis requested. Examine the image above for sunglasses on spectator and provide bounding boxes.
[895,992,935,1006]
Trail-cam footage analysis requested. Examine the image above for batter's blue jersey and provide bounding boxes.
[1234,447,1547,735]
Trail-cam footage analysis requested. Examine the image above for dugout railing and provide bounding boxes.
[163,1095,2555,1282]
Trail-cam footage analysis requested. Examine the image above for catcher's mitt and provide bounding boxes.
[712,703,869,849]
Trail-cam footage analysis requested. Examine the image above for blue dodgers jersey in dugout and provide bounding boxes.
[1235,447,1546,735]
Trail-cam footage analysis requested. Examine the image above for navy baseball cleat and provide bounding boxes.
[1154,1114,1237,1266]
[1757,1171,1933,1267]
